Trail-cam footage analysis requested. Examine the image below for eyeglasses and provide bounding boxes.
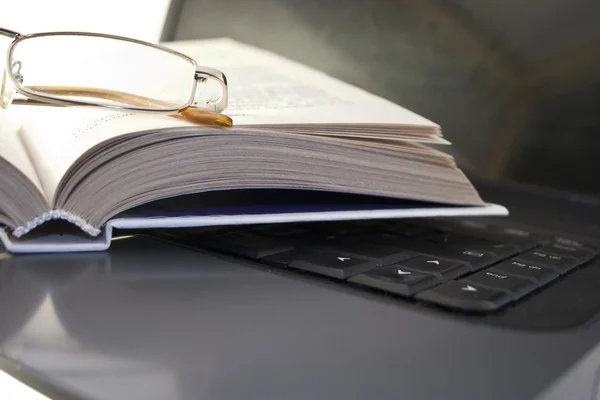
[0,27,232,127]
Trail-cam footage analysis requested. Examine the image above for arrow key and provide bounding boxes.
[397,256,470,281]
[349,265,441,296]
[288,251,377,279]
[415,281,511,311]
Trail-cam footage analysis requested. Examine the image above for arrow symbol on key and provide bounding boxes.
[337,257,350,262]
[461,285,477,292]
[397,269,412,275]
[427,260,440,265]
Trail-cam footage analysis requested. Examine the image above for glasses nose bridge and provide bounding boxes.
[10,60,23,84]
[193,66,228,113]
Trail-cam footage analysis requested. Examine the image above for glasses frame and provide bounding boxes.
[0,27,228,114]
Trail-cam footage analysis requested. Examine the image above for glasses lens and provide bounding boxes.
[9,34,196,111]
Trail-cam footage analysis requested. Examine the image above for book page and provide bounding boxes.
[15,105,192,203]
[167,38,440,129]
[0,109,45,197]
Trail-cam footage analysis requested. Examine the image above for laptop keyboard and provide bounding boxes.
[162,219,598,313]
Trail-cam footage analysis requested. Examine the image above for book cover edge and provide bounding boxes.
[0,203,508,254]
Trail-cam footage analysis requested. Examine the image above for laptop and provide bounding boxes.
[1,1,599,399]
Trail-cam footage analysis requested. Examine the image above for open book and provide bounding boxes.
[0,38,507,253]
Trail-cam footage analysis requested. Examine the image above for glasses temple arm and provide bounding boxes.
[11,86,232,127]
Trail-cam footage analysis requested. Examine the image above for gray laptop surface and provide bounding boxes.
[1,1,600,399]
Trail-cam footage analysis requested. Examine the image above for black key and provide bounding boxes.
[552,236,593,249]
[204,231,294,259]
[415,281,511,311]
[385,237,498,271]
[423,232,494,247]
[490,260,559,286]
[458,219,489,230]
[288,252,377,279]
[458,228,538,252]
[462,270,537,300]
[252,224,309,238]
[455,224,543,246]
[382,223,437,238]
[437,221,537,241]
[495,226,539,239]
[397,256,469,280]
[349,265,441,296]
[537,243,595,261]
[176,225,243,240]
[484,243,524,258]
[451,222,546,244]
[426,220,539,248]
[421,232,520,259]
[261,249,301,267]
[517,250,579,273]
[317,239,412,266]
[310,222,372,236]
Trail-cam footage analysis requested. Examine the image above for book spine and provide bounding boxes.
[13,210,101,238]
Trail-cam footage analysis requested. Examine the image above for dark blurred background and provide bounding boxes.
[162,0,600,196]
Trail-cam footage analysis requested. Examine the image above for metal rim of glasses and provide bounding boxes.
[0,28,228,114]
